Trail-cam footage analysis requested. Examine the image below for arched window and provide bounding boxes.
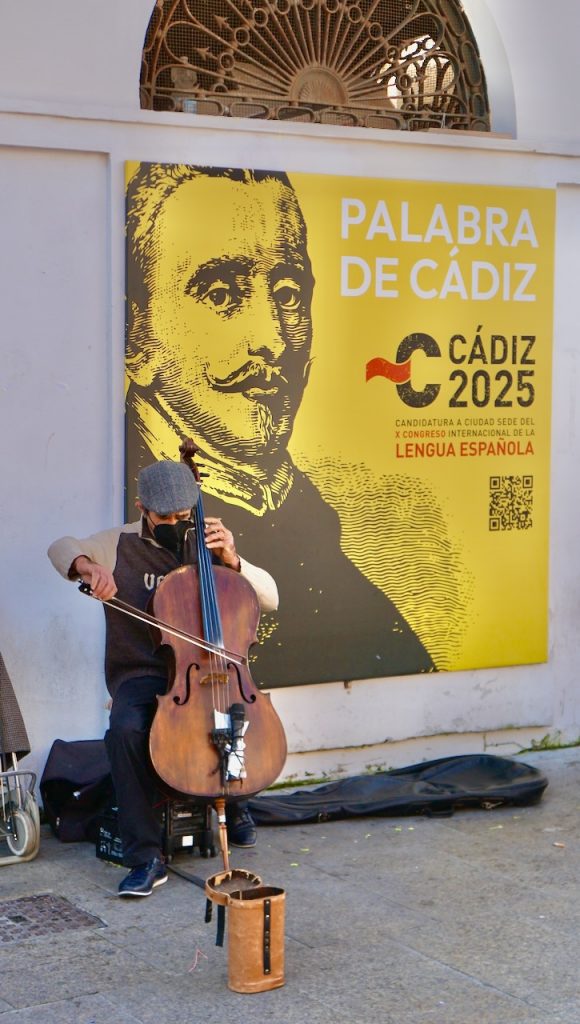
[140,0,489,132]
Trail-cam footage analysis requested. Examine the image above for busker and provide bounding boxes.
[48,459,279,897]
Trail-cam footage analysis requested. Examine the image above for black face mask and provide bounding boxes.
[153,520,194,558]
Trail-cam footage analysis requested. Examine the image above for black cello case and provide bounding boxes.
[248,754,548,824]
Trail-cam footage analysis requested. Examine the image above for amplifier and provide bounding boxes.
[94,801,216,865]
[95,807,124,866]
[164,801,216,861]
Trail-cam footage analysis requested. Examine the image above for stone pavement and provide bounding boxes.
[0,747,579,1024]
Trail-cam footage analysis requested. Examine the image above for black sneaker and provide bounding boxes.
[118,857,168,897]
[226,806,257,848]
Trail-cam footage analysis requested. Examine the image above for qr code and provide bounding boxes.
[489,475,533,531]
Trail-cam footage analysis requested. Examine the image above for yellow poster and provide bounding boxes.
[124,163,555,687]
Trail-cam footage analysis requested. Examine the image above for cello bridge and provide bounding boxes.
[200,672,229,687]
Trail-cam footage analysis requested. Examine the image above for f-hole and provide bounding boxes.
[230,662,256,705]
[172,662,199,705]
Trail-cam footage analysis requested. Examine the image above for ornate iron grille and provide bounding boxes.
[140,0,489,132]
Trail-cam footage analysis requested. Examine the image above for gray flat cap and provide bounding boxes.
[137,461,199,516]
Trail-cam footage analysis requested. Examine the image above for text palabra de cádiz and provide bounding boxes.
[340,199,539,302]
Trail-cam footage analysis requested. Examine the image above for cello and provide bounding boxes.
[148,438,287,807]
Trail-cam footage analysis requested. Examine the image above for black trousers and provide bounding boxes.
[104,675,167,867]
[104,675,249,867]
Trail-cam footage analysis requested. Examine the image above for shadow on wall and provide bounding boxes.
[461,0,516,136]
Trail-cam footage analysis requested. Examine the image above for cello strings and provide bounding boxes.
[188,452,236,795]
[196,496,229,737]
[194,496,217,717]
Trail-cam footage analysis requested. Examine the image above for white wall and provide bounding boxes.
[0,147,113,760]
[0,0,147,109]
[483,0,580,145]
[1,0,580,787]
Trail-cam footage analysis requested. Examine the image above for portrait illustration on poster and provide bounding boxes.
[125,162,555,688]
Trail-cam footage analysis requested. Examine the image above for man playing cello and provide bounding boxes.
[48,459,278,897]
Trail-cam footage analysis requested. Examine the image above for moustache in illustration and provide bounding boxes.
[208,361,289,394]
[208,358,314,394]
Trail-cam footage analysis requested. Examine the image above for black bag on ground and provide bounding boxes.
[248,754,548,824]
[40,738,114,842]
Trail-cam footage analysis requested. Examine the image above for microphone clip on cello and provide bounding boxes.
[211,702,248,786]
